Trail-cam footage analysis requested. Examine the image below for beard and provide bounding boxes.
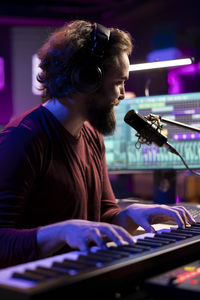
[86,98,116,136]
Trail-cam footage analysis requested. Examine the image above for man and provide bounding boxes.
[0,20,194,268]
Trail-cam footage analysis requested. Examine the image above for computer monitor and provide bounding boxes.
[104,92,200,172]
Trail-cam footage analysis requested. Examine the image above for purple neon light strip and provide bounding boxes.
[0,57,5,90]
[173,132,200,140]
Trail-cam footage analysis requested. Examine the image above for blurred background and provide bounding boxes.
[0,0,200,204]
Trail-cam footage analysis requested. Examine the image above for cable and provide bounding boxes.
[175,151,200,176]
[142,113,200,176]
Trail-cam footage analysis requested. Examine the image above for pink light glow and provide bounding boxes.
[0,57,5,90]
[168,71,182,94]
[176,195,180,203]
[168,63,199,94]
[173,64,197,75]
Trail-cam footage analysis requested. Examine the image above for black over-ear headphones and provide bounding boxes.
[70,23,110,93]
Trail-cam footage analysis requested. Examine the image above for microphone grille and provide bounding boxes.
[124,109,136,122]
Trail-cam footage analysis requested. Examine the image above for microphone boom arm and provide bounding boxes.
[159,116,200,133]
[145,113,200,176]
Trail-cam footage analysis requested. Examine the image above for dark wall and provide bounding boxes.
[0,26,12,125]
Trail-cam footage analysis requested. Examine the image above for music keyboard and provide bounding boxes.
[1,224,200,300]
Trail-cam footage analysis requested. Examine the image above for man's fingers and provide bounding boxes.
[87,228,107,249]
[138,221,156,233]
[78,224,134,251]
[174,206,196,224]
[97,224,127,246]
[113,225,135,244]
[167,206,196,227]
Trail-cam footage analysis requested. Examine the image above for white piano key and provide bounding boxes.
[0,225,177,290]
[0,250,82,289]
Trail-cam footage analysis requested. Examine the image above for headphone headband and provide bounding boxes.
[91,23,110,58]
[70,23,110,93]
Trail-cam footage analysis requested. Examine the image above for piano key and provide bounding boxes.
[48,266,77,275]
[178,228,200,234]
[96,249,129,258]
[52,260,88,272]
[20,269,56,280]
[63,258,96,267]
[105,246,137,256]
[159,232,186,240]
[120,244,149,252]
[191,222,200,227]
[2,226,200,299]
[131,244,151,251]
[170,230,193,238]
[154,234,176,243]
[12,270,46,283]
[35,266,65,278]
[136,239,163,248]
[109,245,143,254]
[144,237,170,245]
[105,248,131,257]
[183,226,200,232]
[78,253,113,263]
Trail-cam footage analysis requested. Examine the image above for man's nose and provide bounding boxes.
[119,85,125,100]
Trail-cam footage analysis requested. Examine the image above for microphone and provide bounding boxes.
[124,109,178,155]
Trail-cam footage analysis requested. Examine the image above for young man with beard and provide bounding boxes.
[0,20,195,267]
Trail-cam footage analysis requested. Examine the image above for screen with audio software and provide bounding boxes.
[104,92,200,171]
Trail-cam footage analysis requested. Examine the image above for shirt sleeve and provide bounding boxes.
[0,228,39,268]
[0,127,41,267]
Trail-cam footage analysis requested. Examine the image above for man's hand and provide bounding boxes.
[115,203,196,233]
[37,219,134,257]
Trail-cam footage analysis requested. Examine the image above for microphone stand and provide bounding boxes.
[156,115,200,177]
[159,116,200,133]
[152,115,200,204]
[145,113,200,206]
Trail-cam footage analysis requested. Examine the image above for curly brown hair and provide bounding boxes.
[37,20,133,101]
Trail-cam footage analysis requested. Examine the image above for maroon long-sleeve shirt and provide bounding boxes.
[0,105,120,268]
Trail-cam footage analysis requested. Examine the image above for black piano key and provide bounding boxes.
[144,237,170,245]
[78,253,113,263]
[106,246,137,256]
[109,245,143,254]
[170,230,193,238]
[175,228,200,236]
[49,266,74,275]
[93,250,120,259]
[96,249,128,259]
[20,269,57,280]
[181,227,200,233]
[171,228,192,238]
[154,233,176,243]
[186,225,200,230]
[53,260,89,272]
[159,232,186,240]
[188,226,200,232]
[35,266,65,278]
[106,248,131,257]
[85,252,113,262]
[12,270,46,282]
[63,258,94,268]
[131,244,151,251]
[136,239,163,248]
[192,222,200,227]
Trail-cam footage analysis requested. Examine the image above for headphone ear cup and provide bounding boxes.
[71,65,103,93]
